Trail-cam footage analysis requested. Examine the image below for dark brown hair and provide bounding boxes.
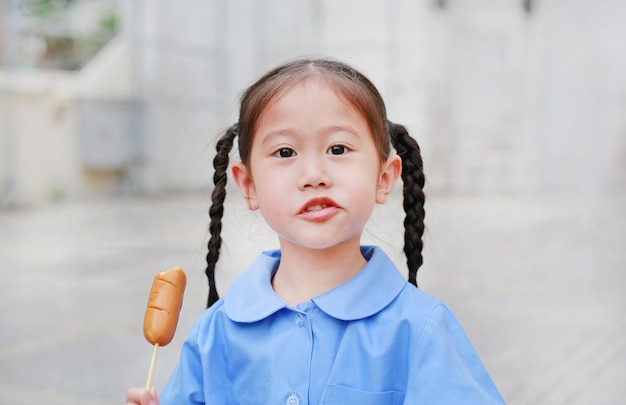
[206,58,425,307]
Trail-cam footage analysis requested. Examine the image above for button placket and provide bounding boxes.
[286,309,309,405]
[294,313,304,326]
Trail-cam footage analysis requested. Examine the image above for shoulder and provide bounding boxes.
[380,282,446,323]
[397,282,443,308]
[373,283,475,350]
[398,287,505,402]
[189,299,229,342]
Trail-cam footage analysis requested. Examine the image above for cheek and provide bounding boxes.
[342,175,379,210]
[253,175,292,210]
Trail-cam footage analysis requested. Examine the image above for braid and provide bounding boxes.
[206,125,237,308]
[388,122,426,287]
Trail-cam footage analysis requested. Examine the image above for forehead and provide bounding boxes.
[259,78,366,124]
[256,81,368,138]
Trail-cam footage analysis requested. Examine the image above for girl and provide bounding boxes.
[126,58,504,404]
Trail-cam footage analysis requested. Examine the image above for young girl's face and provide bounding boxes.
[233,78,400,252]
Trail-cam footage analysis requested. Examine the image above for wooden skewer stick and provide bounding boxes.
[145,343,160,390]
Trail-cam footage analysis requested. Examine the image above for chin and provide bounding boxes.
[281,235,361,252]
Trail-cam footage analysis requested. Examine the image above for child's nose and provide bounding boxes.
[298,155,332,189]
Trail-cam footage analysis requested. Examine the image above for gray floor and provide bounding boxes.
[1,188,625,404]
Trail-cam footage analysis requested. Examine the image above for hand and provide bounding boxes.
[126,386,159,405]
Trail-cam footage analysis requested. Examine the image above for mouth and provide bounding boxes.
[299,198,339,214]
[304,203,333,212]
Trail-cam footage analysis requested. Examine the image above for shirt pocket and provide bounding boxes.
[322,385,403,405]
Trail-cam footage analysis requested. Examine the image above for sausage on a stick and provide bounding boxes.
[143,267,186,390]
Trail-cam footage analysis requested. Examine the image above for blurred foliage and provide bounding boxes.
[98,10,117,33]
[18,0,74,19]
[4,0,119,70]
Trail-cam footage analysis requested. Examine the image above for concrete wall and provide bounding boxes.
[0,72,81,205]
[1,0,625,206]
[0,35,139,206]
[125,0,626,196]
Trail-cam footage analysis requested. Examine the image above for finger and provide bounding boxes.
[148,386,160,405]
[126,386,152,404]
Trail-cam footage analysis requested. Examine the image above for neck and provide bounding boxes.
[272,240,367,307]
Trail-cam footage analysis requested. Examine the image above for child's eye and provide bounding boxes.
[274,148,296,158]
[328,145,348,155]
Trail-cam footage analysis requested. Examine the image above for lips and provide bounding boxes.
[299,197,338,213]
[298,197,340,221]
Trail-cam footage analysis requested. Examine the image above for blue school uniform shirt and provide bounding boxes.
[160,246,504,404]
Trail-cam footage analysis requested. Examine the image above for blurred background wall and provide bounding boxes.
[1,0,625,206]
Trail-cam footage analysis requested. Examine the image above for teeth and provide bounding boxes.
[306,204,328,212]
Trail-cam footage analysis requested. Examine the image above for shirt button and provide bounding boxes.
[286,394,300,405]
[294,313,303,326]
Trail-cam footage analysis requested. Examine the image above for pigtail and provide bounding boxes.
[388,122,426,287]
[206,124,238,308]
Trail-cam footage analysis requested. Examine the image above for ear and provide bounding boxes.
[231,162,259,210]
[376,155,401,204]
